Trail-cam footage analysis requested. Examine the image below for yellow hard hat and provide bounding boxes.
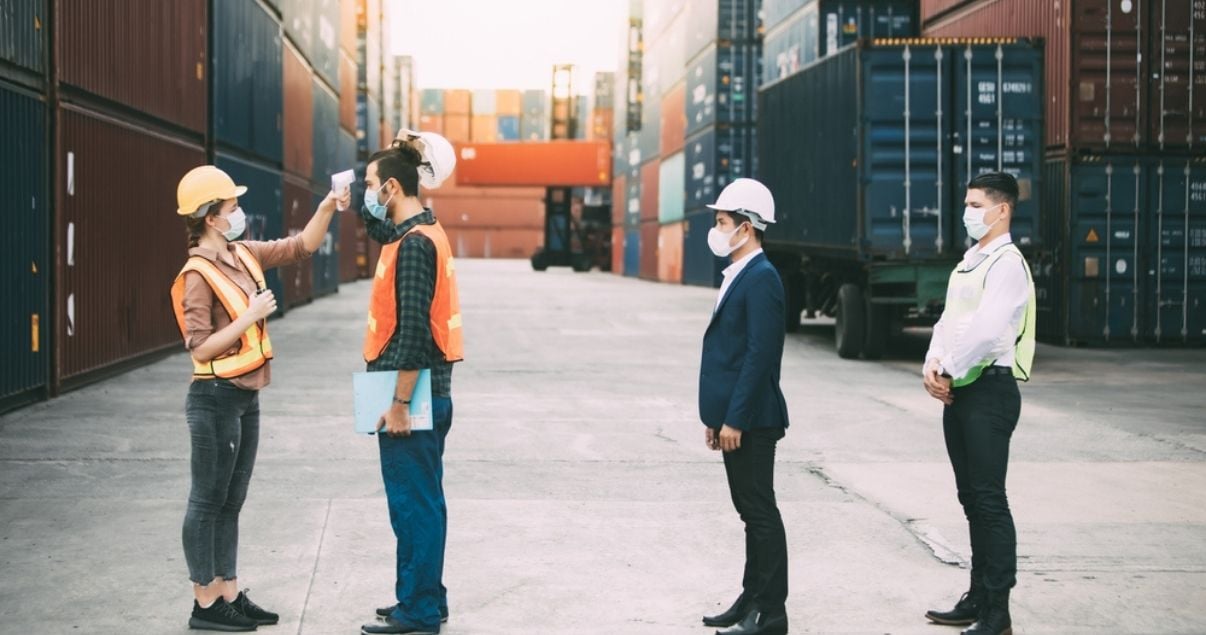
[176,165,248,216]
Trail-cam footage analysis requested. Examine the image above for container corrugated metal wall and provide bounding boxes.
[612,174,627,225]
[640,220,659,279]
[1151,0,1206,151]
[0,0,47,80]
[612,226,625,274]
[763,0,916,87]
[313,79,340,183]
[0,83,49,402]
[683,210,724,287]
[472,89,497,115]
[281,175,315,308]
[658,151,686,223]
[685,124,755,212]
[311,187,340,297]
[660,81,687,155]
[56,106,207,383]
[498,89,523,115]
[686,43,758,136]
[497,115,521,141]
[282,0,340,89]
[57,0,208,133]
[624,228,641,277]
[283,42,315,178]
[657,221,685,283]
[640,160,660,222]
[421,89,444,114]
[214,152,286,316]
[213,0,284,163]
[339,50,357,131]
[357,94,382,159]
[687,0,759,60]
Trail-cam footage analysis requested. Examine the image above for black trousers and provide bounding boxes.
[722,426,788,613]
[943,372,1021,592]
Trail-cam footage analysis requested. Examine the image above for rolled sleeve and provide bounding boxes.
[242,234,313,271]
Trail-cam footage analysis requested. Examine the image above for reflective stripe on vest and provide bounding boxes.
[943,243,1036,388]
[170,243,275,379]
[363,221,464,363]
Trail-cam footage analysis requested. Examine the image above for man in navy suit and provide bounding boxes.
[698,179,791,635]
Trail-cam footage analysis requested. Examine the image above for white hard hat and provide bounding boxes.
[396,128,456,189]
[706,178,776,230]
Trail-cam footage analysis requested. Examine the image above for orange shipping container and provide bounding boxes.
[443,227,543,259]
[444,89,472,115]
[419,114,444,135]
[283,42,314,180]
[639,220,658,280]
[639,160,659,223]
[339,50,356,132]
[496,89,522,115]
[611,226,625,275]
[660,82,687,155]
[281,175,315,307]
[339,0,357,53]
[657,222,684,284]
[443,114,472,143]
[424,194,545,229]
[471,114,499,142]
[611,174,626,225]
[455,140,611,187]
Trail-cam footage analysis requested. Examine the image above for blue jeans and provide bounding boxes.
[378,396,452,628]
[182,379,260,585]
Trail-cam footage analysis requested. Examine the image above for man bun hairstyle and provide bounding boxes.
[369,142,423,198]
[968,172,1019,210]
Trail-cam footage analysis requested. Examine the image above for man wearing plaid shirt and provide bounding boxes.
[359,143,462,635]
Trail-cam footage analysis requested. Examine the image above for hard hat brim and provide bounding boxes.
[176,184,248,216]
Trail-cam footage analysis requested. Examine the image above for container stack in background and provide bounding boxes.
[762,0,914,87]
[922,0,1206,347]
[612,0,644,278]
[521,89,550,140]
[337,0,366,283]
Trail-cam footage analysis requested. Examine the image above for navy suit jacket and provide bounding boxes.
[698,252,790,431]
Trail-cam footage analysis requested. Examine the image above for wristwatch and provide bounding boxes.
[392,397,411,406]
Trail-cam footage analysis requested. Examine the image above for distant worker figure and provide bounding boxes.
[171,165,348,632]
[359,131,463,635]
[698,178,791,635]
[923,172,1035,635]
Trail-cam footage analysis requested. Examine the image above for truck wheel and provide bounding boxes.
[835,283,865,359]
[531,251,549,272]
[572,254,591,272]
[863,299,888,360]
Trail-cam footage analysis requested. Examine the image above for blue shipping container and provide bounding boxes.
[0,82,48,402]
[686,43,759,136]
[624,229,641,277]
[763,0,916,87]
[497,115,521,141]
[312,79,340,185]
[626,172,642,227]
[682,210,725,287]
[686,0,758,61]
[357,93,381,161]
[281,0,339,89]
[685,124,755,209]
[0,0,46,79]
[421,89,444,115]
[311,187,340,297]
[214,0,284,164]
[763,0,810,31]
[215,153,286,316]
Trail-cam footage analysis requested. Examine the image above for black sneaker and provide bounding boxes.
[232,590,279,625]
[189,598,258,632]
[375,604,448,623]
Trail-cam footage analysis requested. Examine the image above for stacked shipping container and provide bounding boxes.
[922,0,1206,346]
[613,0,644,278]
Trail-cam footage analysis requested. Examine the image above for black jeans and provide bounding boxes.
[943,372,1021,592]
[182,379,260,585]
[722,426,788,614]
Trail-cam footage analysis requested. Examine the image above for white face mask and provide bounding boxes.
[962,203,1003,241]
[221,207,247,241]
[708,224,749,258]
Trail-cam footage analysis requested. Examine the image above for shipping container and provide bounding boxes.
[762,0,916,87]
[497,115,521,141]
[443,113,472,144]
[643,0,688,43]
[442,227,543,259]
[472,89,497,115]
[213,151,287,319]
[496,89,522,116]
[311,187,340,297]
[624,228,641,277]
[594,72,616,110]
[521,114,548,141]
[57,0,207,133]
[419,113,444,135]
[659,151,686,223]
[685,124,755,211]
[764,0,811,31]
[687,0,760,61]
[660,81,688,155]
[455,141,611,187]
[626,169,642,227]
[658,222,685,283]
[357,93,382,159]
[612,174,627,225]
[424,194,545,229]
[421,88,445,114]
[0,0,47,83]
[682,209,724,287]
[590,109,615,141]
[1038,154,1206,346]
[313,79,340,184]
[56,106,207,384]
[283,42,315,179]
[574,98,591,140]
[1151,0,1206,150]
[472,114,499,142]
[522,89,547,116]
[339,49,356,131]
[686,43,759,136]
[637,78,662,159]
[612,226,626,275]
[284,0,340,89]
[648,11,688,94]
[640,159,660,222]
[280,174,315,307]
[0,82,48,406]
[359,0,382,99]
[640,220,660,279]
[213,0,284,163]
[338,205,364,283]
[339,0,357,53]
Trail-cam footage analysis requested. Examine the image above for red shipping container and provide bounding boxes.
[338,205,363,283]
[339,50,357,133]
[443,227,542,259]
[281,175,315,308]
[471,114,499,142]
[496,89,523,116]
[444,89,472,115]
[639,220,659,280]
[612,174,626,225]
[611,226,625,275]
[424,195,545,229]
[443,114,472,143]
[1151,0,1206,149]
[660,81,687,155]
[283,42,315,179]
[419,114,444,135]
[56,105,207,382]
[657,222,684,284]
[340,0,357,53]
[640,160,659,223]
[57,0,208,133]
[426,176,545,199]
[455,141,612,187]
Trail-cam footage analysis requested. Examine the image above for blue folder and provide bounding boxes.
[352,369,434,434]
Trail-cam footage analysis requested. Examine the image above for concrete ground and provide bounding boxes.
[1,259,1204,634]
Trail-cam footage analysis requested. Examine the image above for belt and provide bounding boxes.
[981,366,1013,377]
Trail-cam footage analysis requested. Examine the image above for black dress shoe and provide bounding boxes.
[716,609,788,635]
[361,615,439,634]
[703,593,749,627]
[189,598,258,632]
[926,589,984,626]
[375,604,448,623]
[231,590,279,625]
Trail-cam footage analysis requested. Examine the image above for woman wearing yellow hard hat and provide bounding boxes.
[168,165,349,632]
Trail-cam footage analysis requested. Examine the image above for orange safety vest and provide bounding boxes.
[170,243,275,380]
[364,221,464,363]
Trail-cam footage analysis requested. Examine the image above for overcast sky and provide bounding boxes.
[387,0,626,93]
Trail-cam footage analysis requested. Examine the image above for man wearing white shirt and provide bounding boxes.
[923,173,1036,635]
